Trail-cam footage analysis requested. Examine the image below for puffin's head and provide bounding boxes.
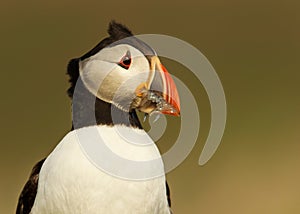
[67,21,180,117]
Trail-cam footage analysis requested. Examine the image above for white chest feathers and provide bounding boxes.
[31,125,170,214]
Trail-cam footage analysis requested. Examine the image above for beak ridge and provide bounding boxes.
[159,64,180,116]
[149,56,180,116]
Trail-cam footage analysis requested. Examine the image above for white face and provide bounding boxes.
[79,44,150,111]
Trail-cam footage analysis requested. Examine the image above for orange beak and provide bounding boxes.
[148,56,180,116]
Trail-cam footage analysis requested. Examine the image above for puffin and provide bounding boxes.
[16,21,180,214]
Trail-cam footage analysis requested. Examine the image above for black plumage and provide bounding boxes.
[16,159,45,214]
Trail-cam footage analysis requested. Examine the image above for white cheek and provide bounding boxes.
[103,57,150,109]
[79,60,117,101]
[78,44,151,110]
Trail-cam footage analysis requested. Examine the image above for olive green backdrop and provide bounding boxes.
[1,0,299,213]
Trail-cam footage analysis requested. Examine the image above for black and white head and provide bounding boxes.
[67,21,180,128]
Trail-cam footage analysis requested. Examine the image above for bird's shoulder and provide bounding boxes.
[16,158,45,214]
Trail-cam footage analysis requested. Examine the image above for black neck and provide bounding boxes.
[71,78,142,130]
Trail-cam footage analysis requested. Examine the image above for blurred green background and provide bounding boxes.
[1,0,299,213]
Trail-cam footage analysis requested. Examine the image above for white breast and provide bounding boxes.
[31,125,170,214]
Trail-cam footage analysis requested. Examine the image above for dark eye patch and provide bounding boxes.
[118,51,131,70]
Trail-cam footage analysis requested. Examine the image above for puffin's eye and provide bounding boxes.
[118,51,131,70]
